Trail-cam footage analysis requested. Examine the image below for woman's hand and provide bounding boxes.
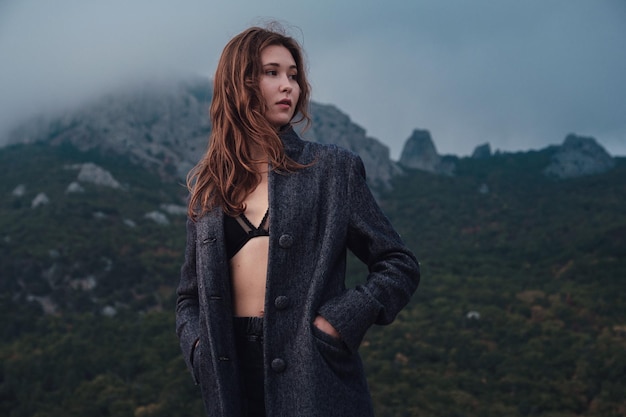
[313,315,341,339]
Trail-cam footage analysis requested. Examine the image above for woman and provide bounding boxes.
[176,24,420,417]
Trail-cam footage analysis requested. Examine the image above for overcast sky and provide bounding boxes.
[1,0,625,159]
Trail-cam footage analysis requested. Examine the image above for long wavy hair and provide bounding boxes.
[186,25,312,219]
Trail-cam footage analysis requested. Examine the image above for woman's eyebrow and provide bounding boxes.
[263,62,298,70]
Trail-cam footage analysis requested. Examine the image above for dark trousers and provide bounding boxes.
[233,317,266,417]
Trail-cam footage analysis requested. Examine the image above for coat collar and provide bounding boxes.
[279,124,306,160]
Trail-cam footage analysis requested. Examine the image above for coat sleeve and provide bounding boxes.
[175,217,201,383]
[318,154,420,353]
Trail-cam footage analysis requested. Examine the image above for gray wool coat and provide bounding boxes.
[176,126,420,417]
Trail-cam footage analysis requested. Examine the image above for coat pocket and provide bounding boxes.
[311,323,350,355]
[311,323,365,382]
[191,342,201,384]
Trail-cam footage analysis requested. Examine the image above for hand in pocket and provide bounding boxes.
[313,315,341,339]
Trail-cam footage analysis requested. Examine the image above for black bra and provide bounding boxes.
[224,209,270,259]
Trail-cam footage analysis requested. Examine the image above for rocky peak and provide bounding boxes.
[544,133,615,179]
[399,129,455,175]
[472,143,492,159]
[399,129,438,171]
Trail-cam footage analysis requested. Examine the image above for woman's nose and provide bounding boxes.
[280,75,292,92]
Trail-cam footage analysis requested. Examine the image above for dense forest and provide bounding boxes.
[1,142,624,416]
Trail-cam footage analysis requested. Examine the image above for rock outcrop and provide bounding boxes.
[399,129,455,175]
[472,143,492,159]
[66,182,85,194]
[12,184,26,197]
[31,192,50,208]
[544,134,615,179]
[70,162,122,189]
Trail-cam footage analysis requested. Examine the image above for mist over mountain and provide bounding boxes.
[3,77,402,189]
[2,77,617,192]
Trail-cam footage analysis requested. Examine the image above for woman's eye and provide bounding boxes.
[265,70,277,76]
[288,74,298,80]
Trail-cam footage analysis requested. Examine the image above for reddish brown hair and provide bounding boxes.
[187,25,312,219]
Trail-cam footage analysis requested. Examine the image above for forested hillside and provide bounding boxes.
[1,142,624,417]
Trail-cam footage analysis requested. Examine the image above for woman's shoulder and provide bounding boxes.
[304,139,360,165]
[284,125,362,167]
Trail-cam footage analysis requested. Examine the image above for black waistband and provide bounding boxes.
[233,316,264,338]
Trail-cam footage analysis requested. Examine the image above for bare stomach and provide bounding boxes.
[229,236,269,317]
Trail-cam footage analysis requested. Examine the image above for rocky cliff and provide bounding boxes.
[5,78,400,189]
[303,103,401,189]
[398,129,455,175]
[544,133,616,179]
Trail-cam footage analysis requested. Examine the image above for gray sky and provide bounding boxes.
[1,0,625,159]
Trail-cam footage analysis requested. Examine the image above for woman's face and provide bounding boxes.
[259,45,301,128]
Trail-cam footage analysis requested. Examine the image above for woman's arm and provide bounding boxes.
[318,154,420,353]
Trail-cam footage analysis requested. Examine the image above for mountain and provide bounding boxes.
[4,78,400,189]
[398,130,616,180]
[1,80,625,417]
[5,78,213,181]
[4,78,617,190]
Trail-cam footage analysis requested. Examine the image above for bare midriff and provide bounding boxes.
[230,165,269,317]
[230,237,269,317]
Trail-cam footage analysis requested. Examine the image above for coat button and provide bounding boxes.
[279,234,293,248]
[271,358,286,373]
[274,296,290,310]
